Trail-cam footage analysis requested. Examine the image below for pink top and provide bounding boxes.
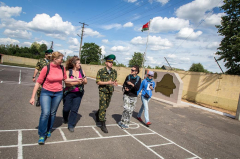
[65,69,83,92]
[37,63,67,92]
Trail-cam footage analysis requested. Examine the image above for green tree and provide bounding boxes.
[116,63,126,67]
[128,52,144,67]
[147,65,152,69]
[155,65,162,69]
[80,43,101,64]
[189,63,209,73]
[215,0,240,75]
[31,42,40,50]
[39,44,47,53]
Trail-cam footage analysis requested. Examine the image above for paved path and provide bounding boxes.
[0,65,240,159]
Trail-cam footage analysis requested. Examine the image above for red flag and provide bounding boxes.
[141,22,149,32]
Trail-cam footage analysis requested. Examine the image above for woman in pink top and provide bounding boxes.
[63,56,87,132]
[29,52,81,145]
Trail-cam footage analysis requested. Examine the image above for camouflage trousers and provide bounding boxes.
[99,91,112,121]
[37,85,42,98]
[119,95,137,126]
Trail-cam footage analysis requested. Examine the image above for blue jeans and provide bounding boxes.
[137,96,151,123]
[39,88,63,137]
[63,91,84,128]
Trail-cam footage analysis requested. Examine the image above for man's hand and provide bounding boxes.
[32,77,36,82]
[127,81,134,87]
[149,86,153,90]
[113,80,118,86]
[124,87,129,91]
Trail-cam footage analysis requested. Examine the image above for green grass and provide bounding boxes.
[2,62,35,68]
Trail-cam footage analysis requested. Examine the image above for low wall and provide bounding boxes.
[2,55,239,112]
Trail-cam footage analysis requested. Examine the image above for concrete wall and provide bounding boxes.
[2,55,38,66]
[2,55,239,112]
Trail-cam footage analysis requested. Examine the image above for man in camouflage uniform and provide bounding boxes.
[32,49,53,106]
[95,54,118,133]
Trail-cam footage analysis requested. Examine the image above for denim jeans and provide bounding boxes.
[137,96,151,123]
[63,91,84,128]
[39,88,63,137]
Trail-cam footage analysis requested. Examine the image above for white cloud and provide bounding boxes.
[127,0,137,2]
[21,42,32,47]
[84,28,103,37]
[204,13,225,27]
[46,34,66,40]
[176,27,202,40]
[102,23,122,30]
[68,37,79,46]
[167,54,177,58]
[102,39,109,43]
[125,57,131,60]
[0,37,20,44]
[3,29,32,39]
[100,46,106,55]
[69,45,79,51]
[123,22,133,27]
[151,17,189,33]
[0,18,27,30]
[0,3,22,19]
[131,36,172,49]
[206,42,220,49]
[155,0,169,5]
[27,13,75,37]
[180,57,190,61]
[146,56,158,64]
[176,0,223,23]
[111,46,130,52]
[55,44,62,47]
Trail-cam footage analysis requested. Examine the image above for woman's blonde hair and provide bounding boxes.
[51,51,63,61]
[65,56,80,70]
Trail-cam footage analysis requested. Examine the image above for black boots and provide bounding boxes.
[101,121,108,133]
[36,97,40,107]
[95,110,100,122]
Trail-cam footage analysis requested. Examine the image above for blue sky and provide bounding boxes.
[0,0,226,72]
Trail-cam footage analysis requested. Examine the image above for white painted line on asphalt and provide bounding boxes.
[186,157,200,159]
[59,128,67,141]
[19,70,21,84]
[0,68,4,71]
[18,130,23,159]
[132,122,202,159]
[123,129,164,159]
[0,123,138,132]
[92,126,103,137]
[0,81,2,83]
[148,143,173,148]
[132,132,155,136]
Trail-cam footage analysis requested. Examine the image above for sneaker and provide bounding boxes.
[146,122,152,126]
[63,119,68,124]
[118,121,123,127]
[38,137,45,145]
[47,132,51,138]
[137,117,143,122]
[68,127,74,132]
[121,124,129,129]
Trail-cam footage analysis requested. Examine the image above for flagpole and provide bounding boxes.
[142,19,151,79]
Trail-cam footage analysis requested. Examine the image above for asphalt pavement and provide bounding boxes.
[0,64,240,159]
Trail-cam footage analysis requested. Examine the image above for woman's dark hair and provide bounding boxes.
[133,65,139,74]
[65,56,80,70]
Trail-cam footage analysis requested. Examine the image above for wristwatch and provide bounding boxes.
[32,77,35,79]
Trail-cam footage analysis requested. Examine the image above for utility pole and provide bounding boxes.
[78,22,88,59]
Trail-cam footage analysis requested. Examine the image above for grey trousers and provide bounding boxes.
[119,95,137,126]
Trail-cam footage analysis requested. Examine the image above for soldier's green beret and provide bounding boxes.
[45,49,53,54]
[104,54,116,62]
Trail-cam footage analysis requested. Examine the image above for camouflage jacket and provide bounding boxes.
[96,67,117,93]
[35,58,50,73]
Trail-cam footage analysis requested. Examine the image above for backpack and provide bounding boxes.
[122,75,140,92]
[42,64,64,86]
[64,68,85,95]
[127,74,140,85]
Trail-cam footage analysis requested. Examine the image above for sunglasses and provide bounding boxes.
[131,69,137,72]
